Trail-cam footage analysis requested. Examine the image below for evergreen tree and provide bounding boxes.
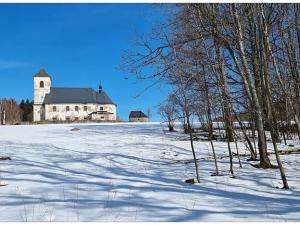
[19,99,33,122]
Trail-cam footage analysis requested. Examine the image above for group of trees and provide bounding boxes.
[19,99,33,122]
[122,3,300,189]
[0,99,22,125]
[0,99,33,125]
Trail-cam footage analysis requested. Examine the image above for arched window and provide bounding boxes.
[40,81,44,88]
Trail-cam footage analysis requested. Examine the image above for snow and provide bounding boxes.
[0,122,299,221]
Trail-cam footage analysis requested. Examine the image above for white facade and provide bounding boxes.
[44,104,116,121]
[33,70,117,122]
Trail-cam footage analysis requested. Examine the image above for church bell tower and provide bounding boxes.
[33,69,52,121]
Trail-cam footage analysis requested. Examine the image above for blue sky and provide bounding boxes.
[0,3,172,121]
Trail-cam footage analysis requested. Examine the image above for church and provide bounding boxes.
[33,69,117,122]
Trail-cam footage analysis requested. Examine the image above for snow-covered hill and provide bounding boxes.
[0,122,299,221]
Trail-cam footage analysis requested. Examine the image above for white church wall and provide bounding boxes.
[45,103,116,121]
[33,105,45,122]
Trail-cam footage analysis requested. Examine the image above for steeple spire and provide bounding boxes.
[33,68,52,79]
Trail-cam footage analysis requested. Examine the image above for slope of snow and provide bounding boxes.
[0,122,299,221]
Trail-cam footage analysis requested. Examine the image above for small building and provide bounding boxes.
[129,111,149,122]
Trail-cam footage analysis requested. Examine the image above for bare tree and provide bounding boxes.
[0,99,22,125]
[147,107,152,121]
[121,3,296,188]
[158,95,177,131]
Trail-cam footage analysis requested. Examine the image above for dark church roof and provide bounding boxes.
[44,87,116,105]
[33,69,52,78]
[129,111,148,118]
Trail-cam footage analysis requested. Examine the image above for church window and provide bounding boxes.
[75,106,79,111]
[66,106,70,111]
[101,116,104,119]
[100,106,104,111]
[84,106,88,111]
[40,81,44,88]
[53,106,56,112]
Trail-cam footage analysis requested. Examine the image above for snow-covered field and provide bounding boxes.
[0,122,299,221]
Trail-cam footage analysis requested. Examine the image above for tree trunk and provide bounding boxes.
[215,47,234,142]
[186,113,200,183]
[231,4,271,168]
[259,5,289,188]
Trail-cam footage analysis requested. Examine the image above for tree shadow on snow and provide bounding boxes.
[1,137,300,221]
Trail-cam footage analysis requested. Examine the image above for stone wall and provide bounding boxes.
[129,117,149,122]
[91,113,115,121]
[45,103,116,121]
[33,104,45,122]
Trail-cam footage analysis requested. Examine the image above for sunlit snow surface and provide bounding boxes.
[0,122,299,221]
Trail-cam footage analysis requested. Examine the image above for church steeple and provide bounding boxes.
[33,68,52,80]
[33,68,52,122]
[99,84,103,93]
[33,68,52,105]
